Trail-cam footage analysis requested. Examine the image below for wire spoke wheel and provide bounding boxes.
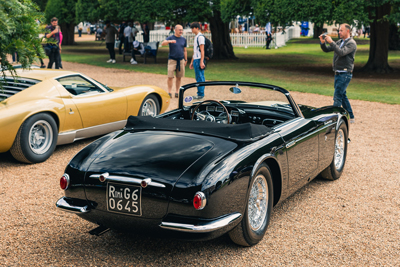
[334,129,345,170]
[248,174,268,231]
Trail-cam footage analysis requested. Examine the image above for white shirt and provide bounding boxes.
[193,33,205,60]
[124,26,132,38]
[265,22,271,34]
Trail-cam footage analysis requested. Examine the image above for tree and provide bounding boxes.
[251,0,399,73]
[359,0,400,73]
[45,0,77,45]
[0,0,44,79]
[76,0,237,59]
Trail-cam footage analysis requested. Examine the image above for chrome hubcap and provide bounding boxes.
[248,174,268,231]
[29,120,53,154]
[141,99,157,116]
[334,129,345,170]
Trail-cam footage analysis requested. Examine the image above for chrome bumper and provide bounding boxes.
[56,197,91,214]
[159,212,242,233]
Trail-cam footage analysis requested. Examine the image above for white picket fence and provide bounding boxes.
[135,26,302,48]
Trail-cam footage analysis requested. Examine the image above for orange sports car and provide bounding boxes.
[0,69,170,163]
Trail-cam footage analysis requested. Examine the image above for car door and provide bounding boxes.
[277,118,319,189]
[57,75,127,129]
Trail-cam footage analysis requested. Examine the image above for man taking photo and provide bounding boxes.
[320,24,357,123]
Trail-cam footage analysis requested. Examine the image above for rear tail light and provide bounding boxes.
[193,192,207,210]
[60,173,70,190]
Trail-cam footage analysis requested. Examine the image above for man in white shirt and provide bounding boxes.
[189,22,205,99]
[124,22,132,54]
[265,22,272,49]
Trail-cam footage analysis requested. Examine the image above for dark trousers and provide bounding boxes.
[266,34,272,49]
[334,73,354,119]
[106,42,115,60]
[119,35,124,54]
[48,47,60,69]
[12,52,19,62]
[124,38,131,52]
[131,49,139,61]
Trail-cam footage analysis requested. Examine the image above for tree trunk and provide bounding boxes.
[313,23,323,39]
[208,10,237,60]
[389,23,400,51]
[60,22,75,45]
[361,3,392,73]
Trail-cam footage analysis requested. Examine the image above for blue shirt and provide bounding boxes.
[166,35,187,60]
[265,22,271,34]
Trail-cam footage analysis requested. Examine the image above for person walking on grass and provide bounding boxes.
[45,17,61,69]
[189,22,205,100]
[104,21,118,64]
[161,24,187,98]
[320,23,356,123]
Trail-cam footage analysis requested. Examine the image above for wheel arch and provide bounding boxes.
[251,155,282,207]
[337,113,349,131]
[148,92,162,111]
[25,111,60,133]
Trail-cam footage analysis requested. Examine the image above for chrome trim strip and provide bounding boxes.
[56,197,91,214]
[273,117,302,130]
[159,212,242,233]
[57,120,126,145]
[89,174,166,188]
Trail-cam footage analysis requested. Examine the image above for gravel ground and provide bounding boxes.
[1,60,400,266]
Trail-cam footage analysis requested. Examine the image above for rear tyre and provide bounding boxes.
[139,95,159,116]
[229,163,274,246]
[320,119,348,180]
[10,113,58,163]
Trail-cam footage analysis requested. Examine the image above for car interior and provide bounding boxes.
[161,85,296,127]
[57,75,105,96]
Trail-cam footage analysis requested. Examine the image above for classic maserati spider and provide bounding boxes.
[56,81,350,246]
[0,69,170,163]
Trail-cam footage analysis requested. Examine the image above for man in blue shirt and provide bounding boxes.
[161,24,187,98]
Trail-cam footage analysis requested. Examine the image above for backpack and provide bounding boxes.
[197,34,213,60]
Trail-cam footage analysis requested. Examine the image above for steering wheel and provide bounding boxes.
[191,100,231,124]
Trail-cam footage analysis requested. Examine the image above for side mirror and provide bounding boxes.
[229,86,241,94]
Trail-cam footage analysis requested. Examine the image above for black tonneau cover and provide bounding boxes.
[124,116,272,142]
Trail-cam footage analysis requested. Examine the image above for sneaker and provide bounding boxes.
[131,60,137,65]
[40,65,46,68]
[130,58,134,63]
[112,59,116,64]
[350,118,355,124]
[106,59,113,63]
[193,95,204,100]
[175,93,179,98]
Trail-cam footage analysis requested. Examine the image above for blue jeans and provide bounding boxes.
[334,73,354,119]
[193,59,205,97]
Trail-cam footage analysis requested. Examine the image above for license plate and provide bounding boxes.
[106,183,142,216]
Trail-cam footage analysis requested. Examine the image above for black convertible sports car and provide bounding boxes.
[56,81,350,246]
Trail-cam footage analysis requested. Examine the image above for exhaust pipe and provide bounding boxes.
[89,225,110,236]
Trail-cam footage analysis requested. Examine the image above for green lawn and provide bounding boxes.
[61,38,400,105]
